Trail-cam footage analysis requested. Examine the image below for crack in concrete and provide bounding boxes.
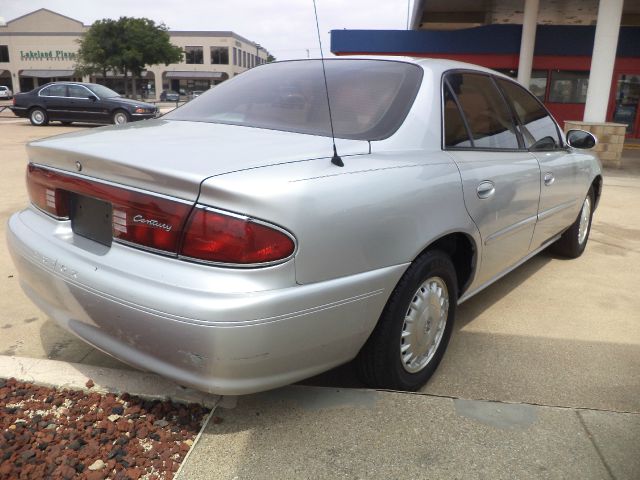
[576,410,617,480]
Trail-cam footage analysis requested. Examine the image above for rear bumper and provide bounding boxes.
[7,208,405,394]
[8,106,27,118]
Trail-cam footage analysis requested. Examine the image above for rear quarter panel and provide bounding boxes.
[198,151,479,285]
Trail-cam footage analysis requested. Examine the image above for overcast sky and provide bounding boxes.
[0,0,413,60]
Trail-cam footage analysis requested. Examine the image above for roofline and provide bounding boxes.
[4,8,88,27]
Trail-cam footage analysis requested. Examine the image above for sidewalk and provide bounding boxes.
[3,356,637,480]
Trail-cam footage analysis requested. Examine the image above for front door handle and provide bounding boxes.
[476,181,495,199]
[544,172,555,186]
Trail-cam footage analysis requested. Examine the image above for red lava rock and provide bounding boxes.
[0,379,209,480]
[86,379,95,389]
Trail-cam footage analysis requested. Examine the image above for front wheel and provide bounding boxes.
[356,250,457,391]
[112,110,130,125]
[29,108,49,126]
[551,187,594,258]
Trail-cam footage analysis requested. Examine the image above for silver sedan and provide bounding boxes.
[7,58,601,395]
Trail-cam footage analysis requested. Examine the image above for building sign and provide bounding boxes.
[20,50,77,61]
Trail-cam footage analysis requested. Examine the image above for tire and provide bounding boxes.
[112,110,130,125]
[356,250,458,391]
[551,187,594,258]
[29,108,49,126]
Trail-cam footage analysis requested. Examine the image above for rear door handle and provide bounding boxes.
[544,172,555,186]
[476,181,495,199]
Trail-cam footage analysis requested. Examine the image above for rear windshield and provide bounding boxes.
[164,59,423,140]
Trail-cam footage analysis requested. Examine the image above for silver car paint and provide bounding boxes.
[6,58,602,394]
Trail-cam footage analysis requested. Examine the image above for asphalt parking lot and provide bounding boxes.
[1,114,639,478]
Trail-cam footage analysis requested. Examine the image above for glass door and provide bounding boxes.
[613,74,640,137]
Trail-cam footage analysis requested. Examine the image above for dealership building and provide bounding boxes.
[0,8,269,98]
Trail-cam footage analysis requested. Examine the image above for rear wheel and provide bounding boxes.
[356,250,457,391]
[29,108,49,126]
[551,187,594,258]
[112,110,130,125]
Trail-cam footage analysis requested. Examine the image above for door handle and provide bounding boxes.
[544,172,555,186]
[476,181,495,199]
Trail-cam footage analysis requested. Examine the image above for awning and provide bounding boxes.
[20,69,75,78]
[164,71,228,80]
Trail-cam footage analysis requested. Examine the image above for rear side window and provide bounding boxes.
[496,78,561,151]
[445,73,520,150]
[41,85,67,97]
[443,83,472,147]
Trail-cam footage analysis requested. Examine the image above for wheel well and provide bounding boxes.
[592,175,603,210]
[422,233,476,297]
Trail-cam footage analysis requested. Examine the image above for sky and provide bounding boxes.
[0,0,414,60]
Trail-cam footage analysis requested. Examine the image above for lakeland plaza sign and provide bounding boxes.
[20,50,77,61]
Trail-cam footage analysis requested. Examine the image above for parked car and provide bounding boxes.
[0,85,13,99]
[189,90,205,99]
[9,82,158,126]
[160,90,180,102]
[7,58,601,395]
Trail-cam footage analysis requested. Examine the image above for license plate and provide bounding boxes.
[70,194,112,247]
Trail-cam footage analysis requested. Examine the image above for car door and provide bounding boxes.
[66,84,96,122]
[443,72,541,287]
[39,84,69,120]
[495,78,588,250]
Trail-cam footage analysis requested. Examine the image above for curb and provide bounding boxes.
[0,355,221,409]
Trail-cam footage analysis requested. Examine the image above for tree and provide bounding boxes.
[267,54,276,63]
[76,17,183,97]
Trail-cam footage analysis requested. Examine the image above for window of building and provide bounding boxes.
[242,51,247,68]
[529,70,548,101]
[445,73,520,150]
[0,46,9,63]
[496,78,561,150]
[40,84,67,97]
[233,47,237,66]
[549,70,589,103]
[211,47,229,65]
[185,46,203,65]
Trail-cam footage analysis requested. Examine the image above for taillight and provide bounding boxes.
[180,207,295,265]
[26,164,296,265]
[26,164,191,254]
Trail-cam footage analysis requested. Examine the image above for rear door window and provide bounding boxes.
[496,78,562,151]
[445,73,520,150]
[40,85,67,97]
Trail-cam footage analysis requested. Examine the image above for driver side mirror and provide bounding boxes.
[87,95,98,102]
[566,129,597,149]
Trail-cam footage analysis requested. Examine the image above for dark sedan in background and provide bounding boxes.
[10,82,158,126]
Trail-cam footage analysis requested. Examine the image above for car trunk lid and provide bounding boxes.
[26,119,370,202]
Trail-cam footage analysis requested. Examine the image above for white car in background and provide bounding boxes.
[0,85,13,99]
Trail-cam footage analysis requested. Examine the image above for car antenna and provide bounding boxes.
[312,0,344,167]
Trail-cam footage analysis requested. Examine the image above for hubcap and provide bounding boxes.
[578,196,591,245]
[32,111,44,124]
[400,277,449,373]
[114,113,127,124]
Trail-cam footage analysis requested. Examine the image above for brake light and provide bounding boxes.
[180,207,295,264]
[26,164,296,265]
[26,164,191,253]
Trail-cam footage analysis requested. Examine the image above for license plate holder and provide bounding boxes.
[70,194,112,247]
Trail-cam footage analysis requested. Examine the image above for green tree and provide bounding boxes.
[267,54,276,63]
[76,17,183,97]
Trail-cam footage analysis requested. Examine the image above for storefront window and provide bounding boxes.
[185,46,203,65]
[211,47,229,65]
[529,70,548,101]
[549,71,589,103]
